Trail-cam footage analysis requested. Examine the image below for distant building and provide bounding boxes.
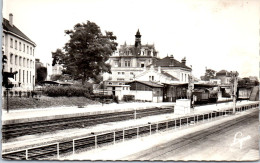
[35,58,44,69]
[107,29,159,84]
[209,79,221,85]
[216,70,232,85]
[2,13,36,91]
[147,55,192,83]
[106,30,192,85]
[52,64,63,75]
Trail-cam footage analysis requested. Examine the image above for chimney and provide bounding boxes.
[9,13,13,26]
[181,57,186,65]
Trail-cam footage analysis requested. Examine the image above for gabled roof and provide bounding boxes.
[3,18,36,46]
[127,80,163,88]
[149,56,191,70]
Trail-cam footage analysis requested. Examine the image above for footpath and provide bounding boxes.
[2,100,257,153]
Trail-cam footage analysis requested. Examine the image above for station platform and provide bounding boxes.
[2,102,175,125]
[2,100,258,153]
[2,97,233,125]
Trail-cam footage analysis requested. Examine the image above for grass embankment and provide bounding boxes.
[3,96,100,110]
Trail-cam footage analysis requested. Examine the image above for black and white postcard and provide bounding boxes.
[1,0,259,161]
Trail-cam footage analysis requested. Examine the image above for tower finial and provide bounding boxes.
[135,29,142,47]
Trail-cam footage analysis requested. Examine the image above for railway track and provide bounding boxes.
[2,107,173,141]
[2,103,258,160]
[132,109,258,160]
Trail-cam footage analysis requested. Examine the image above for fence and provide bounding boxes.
[2,102,259,160]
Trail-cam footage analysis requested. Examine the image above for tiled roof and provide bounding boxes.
[128,80,163,88]
[150,56,191,70]
[3,18,36,46]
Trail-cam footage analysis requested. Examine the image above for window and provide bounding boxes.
[118,72,121,75]
[10,38,13,48]
[15,55,17,65]
[2,36,4,45]
[27,46,29,54]
[19,57,22,66]
[23,58,26,67]
[10,54,13,64]
[122,72,125,75]
[27,59,29,68]
[141,63,144,68]
[33,49,34,56]
[30,47,32,55]
[23,70,25,83]
[19,42,21,51]
[23,44,25,52]
[15,40,17,49]
[114,61,118,67]
[149,76,154,81]
[10,68,12,72]
[30,60,32,68]
[19,69,21,82]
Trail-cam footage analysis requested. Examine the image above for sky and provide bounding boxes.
[2,0,259,78]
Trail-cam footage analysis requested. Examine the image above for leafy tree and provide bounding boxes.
[200,69,216,81]
[53,21,118,85]
[36,66,47,83]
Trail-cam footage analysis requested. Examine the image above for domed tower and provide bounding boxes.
[135,29,141,47]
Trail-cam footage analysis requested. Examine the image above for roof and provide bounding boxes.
[127,80,163,88]
[3,18,36,46]
[149,56,191,70]
[216,70,228,75]
[161,71,179,81]
[163,83,217,88]
[40,81,73,85]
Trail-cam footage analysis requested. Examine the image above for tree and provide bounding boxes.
[200,69,216,81]
[53,21,118,85]
[36,67,47,83]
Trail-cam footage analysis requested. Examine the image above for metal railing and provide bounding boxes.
[2,102,259,160]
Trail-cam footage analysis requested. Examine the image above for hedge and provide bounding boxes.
[43,85,92,97]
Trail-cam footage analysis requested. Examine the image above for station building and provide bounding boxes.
[2,13,36,91]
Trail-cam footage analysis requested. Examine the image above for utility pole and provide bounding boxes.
[231,71,238,114]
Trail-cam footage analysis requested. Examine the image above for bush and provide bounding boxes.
[43,85,92,97]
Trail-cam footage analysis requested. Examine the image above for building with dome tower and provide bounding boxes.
[106,29,159,85]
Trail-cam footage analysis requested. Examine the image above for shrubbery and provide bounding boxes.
[43,85,92,97]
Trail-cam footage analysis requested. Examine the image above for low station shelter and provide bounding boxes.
[163,83,219,102]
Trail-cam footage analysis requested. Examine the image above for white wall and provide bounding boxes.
[128,91,153,101]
